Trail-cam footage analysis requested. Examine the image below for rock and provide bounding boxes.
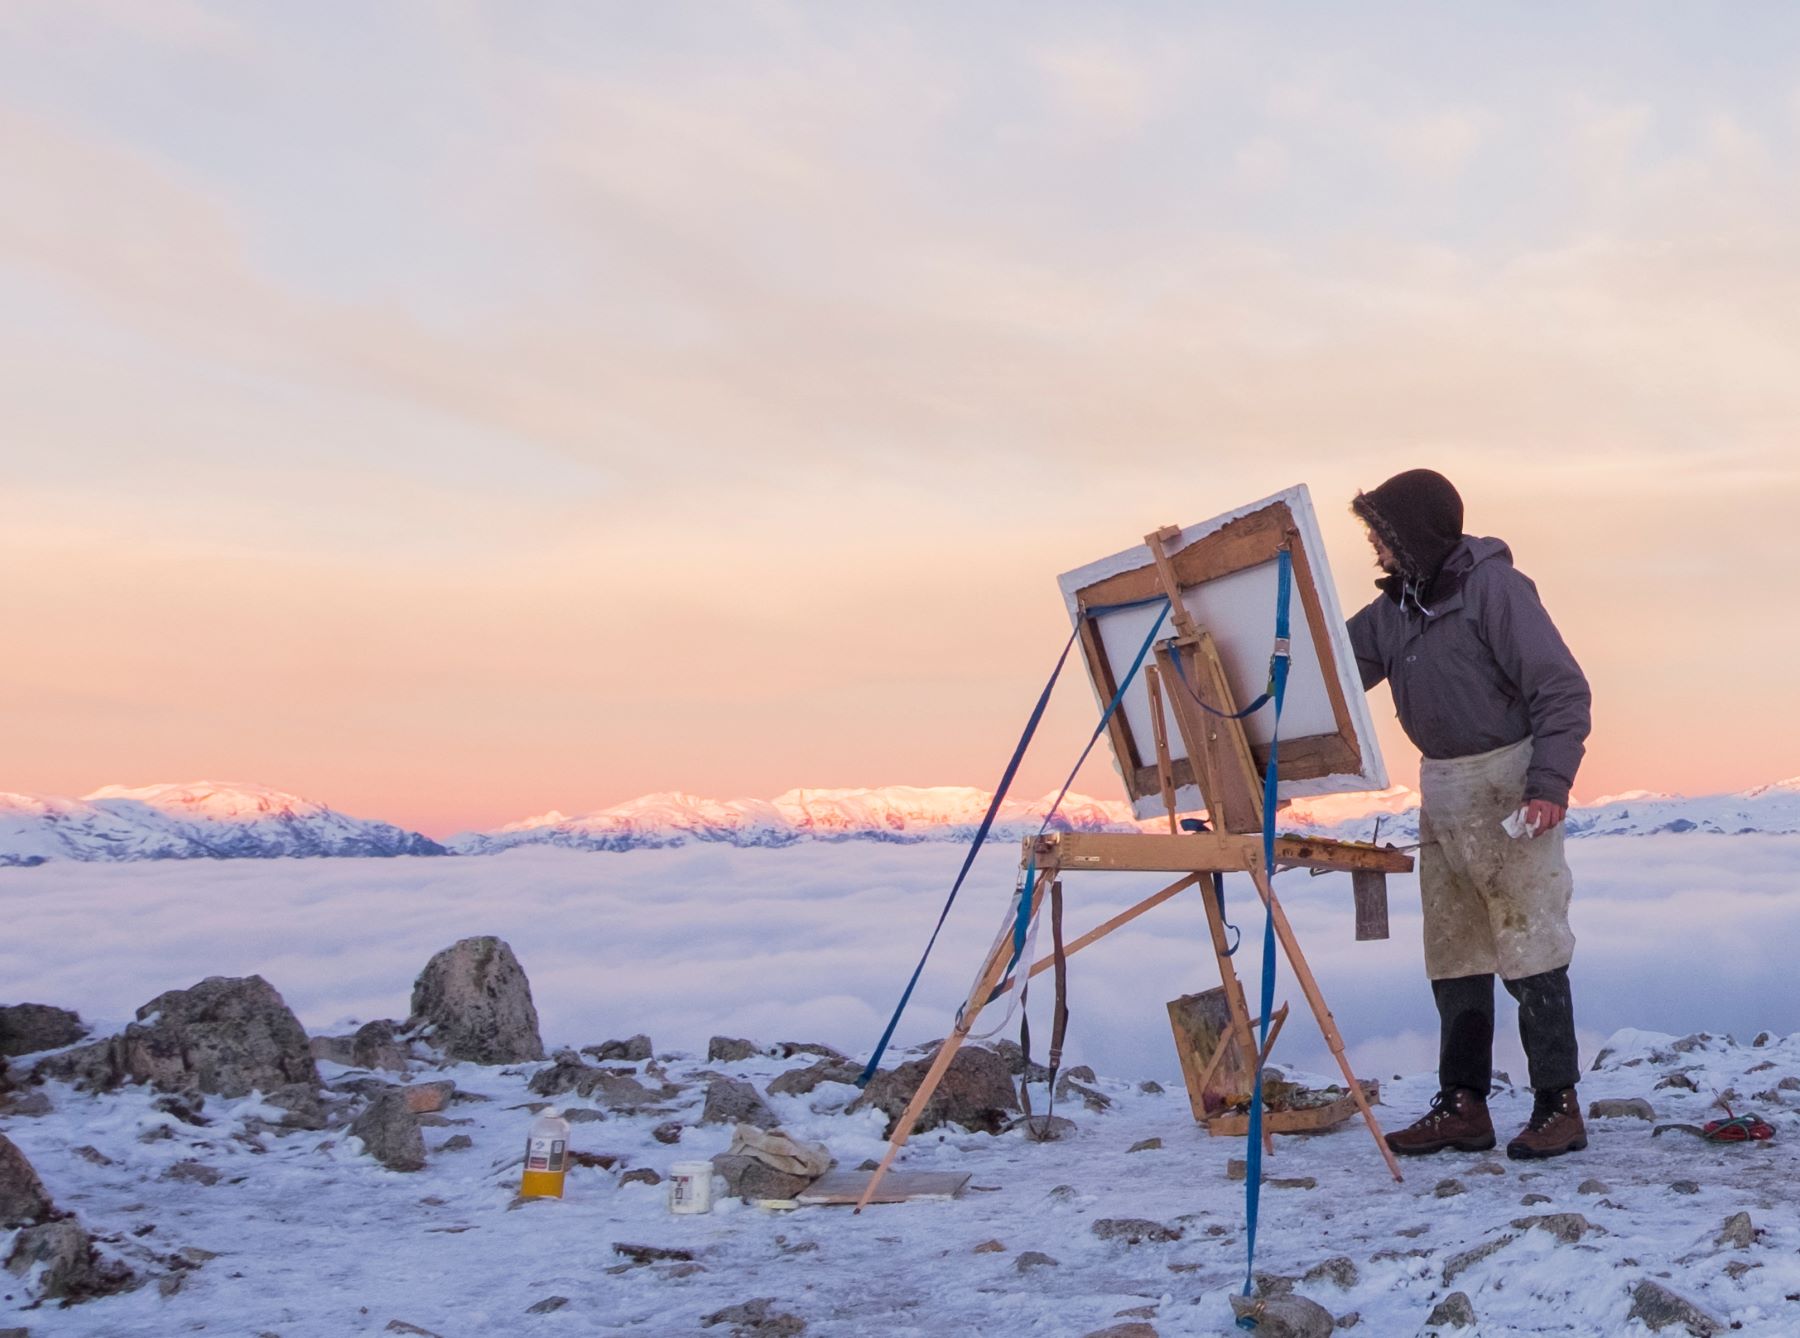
[1302,1256,1357,1289]
[972,1239,1005,1253]
[1091,1217,1182,1244]
[848,1046,1018,1137]
[2,1218,134,1303]
[0,1004,87,1057]
[1509,1213,1594,1244]
[772,1040,848,1062]
[407,937,544,1065]
[1255,1273,1297,1297]
[1018,1115,1077,1142]
[0,1090,51,1118]
[1628,1280,1721,1335]
[1668,1180,1700,1195]
[1127,1138,1163,1153]
[0,1134,54,1226]
[1715,1211,1757,1249]
[1588,1097,1655,1121]
[1655,1073,1699,1092]
[652,1121,684,1145]
[701,1077,775,1129]
[264,1082,328,1130]
[613,1242,694,1264]
[385,1323,445,1337]
[526,1295,570,1314]
[1433,1178,1466,1198]
[767,1060,859,1098]
[1014,1250,1058,1271]
[585,1034,653,1063]
[161,1160,222,1186]
[1082,1325,1157,1338]
[701,1297,805,1335]
[440,1134,473,1151]
[712,1155,811,1201]
[1424,1291,1476,1329]
[72,1145,113,1167]
[312,1019,411,1072]
[1269,1176,1317,1190]
[352,1090,426,1172]
[1520,1192,1552,1206]
[1337,1313,1361,1329]
[989,1038,1049,1081]
[1138,1079,1165,1095]
[401,1080,456,1114]
[38,975,319,1101]
[620,1168,662,1187]
[530,1054,667,1112]
[1227,1293,1335,1337]
[1057,1077,1113,1113]
[1443,1236,1513,1283]
[1577,1178,1609,1195]
[708,1037,759,1063]
[1227,1158,1248,1181]
[1779,1076,1800,1092]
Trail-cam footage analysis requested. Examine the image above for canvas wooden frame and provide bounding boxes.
[1057,484,1387,820]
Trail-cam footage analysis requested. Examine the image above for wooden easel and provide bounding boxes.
[854,528,1409,1212]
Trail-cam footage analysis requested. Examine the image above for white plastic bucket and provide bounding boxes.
[668,1161,714,1214]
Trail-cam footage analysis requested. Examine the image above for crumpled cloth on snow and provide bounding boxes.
[728,1123,831,1177]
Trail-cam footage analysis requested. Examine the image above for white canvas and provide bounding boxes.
[1057,484,1389,819]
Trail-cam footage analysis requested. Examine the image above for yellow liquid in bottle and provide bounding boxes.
[519,1166,566,1198]
[520,1123,569,1198]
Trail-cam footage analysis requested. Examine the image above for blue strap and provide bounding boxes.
[857,592,1172,1087]
[1239,547,1294,1327]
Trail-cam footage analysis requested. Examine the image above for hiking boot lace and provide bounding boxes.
[1419,1089,1462,1128]
[1526,1090,1564,1132]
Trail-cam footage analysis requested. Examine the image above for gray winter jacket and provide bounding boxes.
[1347,536,1591,807]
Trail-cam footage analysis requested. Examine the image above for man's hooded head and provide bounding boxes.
[1352,469,1465,585]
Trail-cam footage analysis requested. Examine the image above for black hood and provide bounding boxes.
[1353,469,1465,588]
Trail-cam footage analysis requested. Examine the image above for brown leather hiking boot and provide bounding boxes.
[1506,1087,1587,1160]
[1384,1087,1495,1156]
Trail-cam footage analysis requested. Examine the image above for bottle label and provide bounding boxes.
[526,1136,567,1173]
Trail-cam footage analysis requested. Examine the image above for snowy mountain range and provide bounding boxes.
[3,777,1799,866]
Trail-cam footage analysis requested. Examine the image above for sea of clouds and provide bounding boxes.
[3,835,1795,1086]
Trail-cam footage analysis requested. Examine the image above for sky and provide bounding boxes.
[3,3,1799,837]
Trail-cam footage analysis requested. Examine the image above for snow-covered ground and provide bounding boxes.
[6,838,1800,1334]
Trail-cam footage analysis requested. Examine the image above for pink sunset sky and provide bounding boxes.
[4,4,1799,838]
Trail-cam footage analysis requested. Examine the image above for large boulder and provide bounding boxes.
[351,1090,426,1172]
[0,1003,88,1057]
[701,1076,775,1129]
[848,1045,1019,1137]
[35,976,319,1101]
[408,937,545,1065]
[311,1019,411,1072]
[3,1218,135,1303]
[0,1132,54,1227]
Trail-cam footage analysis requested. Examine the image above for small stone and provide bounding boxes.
[700,1076,775,1129]
[1656,1073,1699,1091]
[1509,1213,1594,1244]
[1433,1178,1466,1198]
[1254,1273,1296,1297]
[1302,1256,1358,1289]
[1227,1292,1335,1337]
[856,1159,879,1172]
[563,1107,606,1125]
[1063,1064,1096,1083]
[711,1154,811,1201]
[161,1160,222,1186]
[1715,1211,1757,1249]
[351,1090,426,1172]
[526,1296,570,1314]
[652,1121,683,1144]
[1627,1279,1721,1335]
[1778,1077,1800,1092]
[1268,1176,1317,1190]
[1115,1306,1158,1320]
[1337,1313,1361,1329]
[1018,1114,1077,1142]
[1469,1161,1505,1176]
[586,1035,653,1063]
[1424,1291,1476,1329]
[1014,1250,1058,1271]
[1443,1236,1513,1283]
[972,1239,1005,1253]
[1668,1180,1700,1195]
[1,1092,51,1118]
[1753,1031,1773,1047]
[1520,1192,1552,1206]
[401,1080,456,1114]
[1723,1259,1760,1281]
[1127,1138,1163,1153]
[0,1003,88,1057]
[620,1168,662,1187]
[701,1297,804,1335]
[707,1037,758,1063]
[768,1060,859,1098]
[612,1242,695,1264]
[1588,1097,1655,1121]
[1577,1178,1609,1196]
[1138,1080,1165,1095]
[386,1323,445,1337]
[1081,1325,1157,1338]
[72,1145,114,1166]
[1227,1158,1248,1181]
[439,1135,473,1152]
[1092,1217,1182,1244]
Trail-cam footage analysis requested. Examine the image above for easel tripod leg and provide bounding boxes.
[1249,863,1405,1183]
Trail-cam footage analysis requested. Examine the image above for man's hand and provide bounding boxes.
[1522,799,1566,836]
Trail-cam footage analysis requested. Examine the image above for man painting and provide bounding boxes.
[1347,469,1592,1160]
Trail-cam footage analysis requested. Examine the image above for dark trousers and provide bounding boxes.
[1434,966,1580,1095]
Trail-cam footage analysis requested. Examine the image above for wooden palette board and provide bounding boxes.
[798,1170,971,1206]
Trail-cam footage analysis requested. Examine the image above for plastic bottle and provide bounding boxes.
[520,1107,571,1199]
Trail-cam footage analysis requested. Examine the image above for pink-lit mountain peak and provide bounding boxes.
[85,779,326,823]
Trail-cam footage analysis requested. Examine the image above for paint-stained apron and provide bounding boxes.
[1418,737,1576,981]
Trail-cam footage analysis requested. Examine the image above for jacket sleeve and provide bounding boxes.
[1347,603,1387,691]
[1475,566,1591,806]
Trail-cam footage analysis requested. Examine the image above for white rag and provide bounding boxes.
[727,1124,832,1178]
